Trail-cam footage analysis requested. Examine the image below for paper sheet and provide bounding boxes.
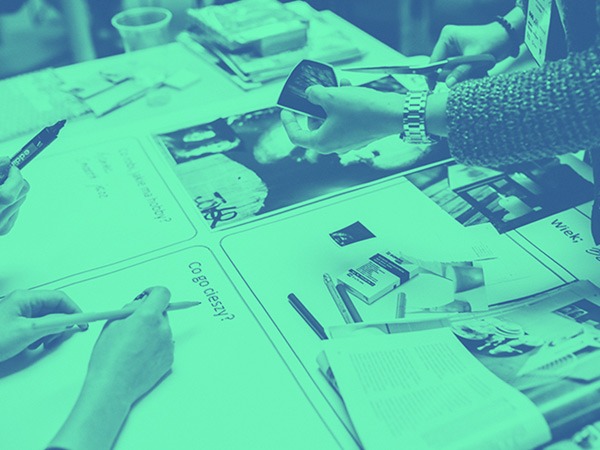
[0,137,197,295]
[0,247,342,450]
[325,329,551,450]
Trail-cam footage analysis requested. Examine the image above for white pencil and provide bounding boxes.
[29,301,201,334]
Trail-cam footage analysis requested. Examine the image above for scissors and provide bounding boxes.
[343,54,496,89]
[342,54,496,75]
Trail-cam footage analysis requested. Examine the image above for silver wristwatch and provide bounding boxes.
[400,90,438,145]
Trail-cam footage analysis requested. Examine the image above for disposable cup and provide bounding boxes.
[111,7,173,52]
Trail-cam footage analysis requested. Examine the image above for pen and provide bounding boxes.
[29,301,201,333]
[396,292,407,319]
[0,120,66,184]
[335,283,363,323]
[323,273,353,324]
[288,293,328,340]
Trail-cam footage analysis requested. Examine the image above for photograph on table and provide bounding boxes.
[450,281,600,442]
[156,76,451,230]
[406,156,594,233]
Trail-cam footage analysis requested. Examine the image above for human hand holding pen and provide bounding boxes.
[0,290,86,362]
[50,286,175,450]
[0,158,29,236]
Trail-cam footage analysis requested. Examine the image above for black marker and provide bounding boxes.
[288,293,328,340]
[0,120,66,184]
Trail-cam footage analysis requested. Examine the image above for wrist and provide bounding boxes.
[374,92,405,137]
[50,380,131,450]
[425,91,449,138]
[492,7,526,59]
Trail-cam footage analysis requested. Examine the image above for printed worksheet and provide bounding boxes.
[0,138,198,295]
[0,247,351,450]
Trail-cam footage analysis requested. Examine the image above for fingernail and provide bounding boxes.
[78,323,89,332]
[134,291,149,301]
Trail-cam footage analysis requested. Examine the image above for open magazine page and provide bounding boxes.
[324,328,551,450]
[154,76,451,231]
[450,280,600,442]
[326,281,600,448]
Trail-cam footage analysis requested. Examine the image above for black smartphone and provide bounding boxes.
[277,59,338,119]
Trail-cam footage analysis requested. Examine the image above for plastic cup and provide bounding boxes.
[111,7,173,52]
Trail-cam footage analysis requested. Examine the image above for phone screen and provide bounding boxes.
[277,60,338,119]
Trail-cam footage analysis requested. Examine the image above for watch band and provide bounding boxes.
[401,90,437,145]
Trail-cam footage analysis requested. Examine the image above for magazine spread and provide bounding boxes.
[325,281,600,449]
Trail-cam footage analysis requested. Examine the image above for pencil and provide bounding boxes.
[30,301,201,333]
[396,292,407,319]
[288,293,328,340]
[323,273,353,324]
[335,283,363,323]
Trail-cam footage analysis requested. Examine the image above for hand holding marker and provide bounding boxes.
[0,120,66,184]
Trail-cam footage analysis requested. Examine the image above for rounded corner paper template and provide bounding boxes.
[0,137,198,294]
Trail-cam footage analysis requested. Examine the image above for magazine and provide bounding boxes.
[324,280,600,449]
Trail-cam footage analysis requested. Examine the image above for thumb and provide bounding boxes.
[305,85,332,108]
[446,64,473,87]
[135,286,171,316]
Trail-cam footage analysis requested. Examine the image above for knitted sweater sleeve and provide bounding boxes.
[446,4,600,167]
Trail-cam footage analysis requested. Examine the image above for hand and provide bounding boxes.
[431,22,511,87]
[281,84,404,155]
[84,286,174,407]
[0,158,29,235]
[0,290,85,362]
[50,287,174,450]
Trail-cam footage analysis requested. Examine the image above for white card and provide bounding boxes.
[525,0,553,66]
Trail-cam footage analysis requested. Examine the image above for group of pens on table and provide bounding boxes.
[287,274,407,341]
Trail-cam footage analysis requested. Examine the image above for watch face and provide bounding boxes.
[277,59,338,119]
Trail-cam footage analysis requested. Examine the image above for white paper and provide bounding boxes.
[0,247,342,450]
[0,138,197,295]
[325,329,552,450]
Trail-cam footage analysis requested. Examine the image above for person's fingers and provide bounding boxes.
[308,117,324,131]
[17,180,30,199]
[305,85,332,110]
[0,165,25,206]
[446,64,473,87]
[430,25,457,62]
[340,78,352,87]
[0,209,20,236]
[43,328,81,350]
[14,290,83,318]
[280,110,315,148]
[134,286,171,318]
[28,337,46,350]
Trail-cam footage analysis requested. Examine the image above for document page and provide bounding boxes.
[325,328,551,450]
[0,137,197,294]
[0,247,343,450]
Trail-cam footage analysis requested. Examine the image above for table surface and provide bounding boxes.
[0,10,419,450]
[0,8,591,450]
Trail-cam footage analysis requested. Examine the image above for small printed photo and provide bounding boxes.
[554,299,600,329]
[329,221,376,247]
[452,318,543,357]
[406,157,594,233]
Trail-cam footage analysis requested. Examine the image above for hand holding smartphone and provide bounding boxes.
[277,59,339,120]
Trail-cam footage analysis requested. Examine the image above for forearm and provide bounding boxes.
[49,381,131,450]
[446,41,600,167]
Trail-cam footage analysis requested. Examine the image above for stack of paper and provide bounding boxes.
[180,2,364,89]
[187,0,308,55]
